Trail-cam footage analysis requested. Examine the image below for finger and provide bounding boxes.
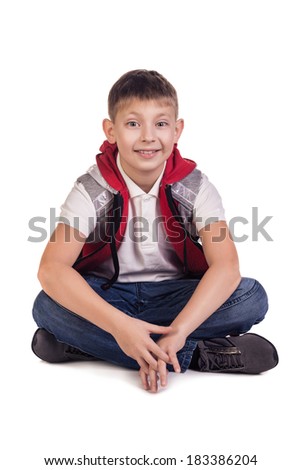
[149,342,170,363]
[168,352,181,373]
[137,357,151,375]
[148,324,173,335]
[158,359,168,387]
[142,350,160,371]
[149,368,158,393]
[139,368,150,391]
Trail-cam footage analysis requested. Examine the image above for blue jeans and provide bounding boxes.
[32,276,268,372]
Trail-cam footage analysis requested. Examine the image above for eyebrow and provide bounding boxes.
[124,112,172,118]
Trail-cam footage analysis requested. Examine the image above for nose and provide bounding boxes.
[141,124,156,143]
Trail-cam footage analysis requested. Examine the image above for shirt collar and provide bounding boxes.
[116,154,165,198]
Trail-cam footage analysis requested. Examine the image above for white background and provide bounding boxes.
[1,1,300,469]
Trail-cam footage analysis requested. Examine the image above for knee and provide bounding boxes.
[32,290,53,326]
[240,277,269,323]
[252,279,269,323]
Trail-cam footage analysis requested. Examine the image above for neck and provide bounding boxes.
[120,163,165,194]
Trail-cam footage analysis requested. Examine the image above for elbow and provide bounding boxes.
[37,263,47,289]
[37,260,71,292]
[210,259,241,291]
[233,273,242,291]
[208,259,241,291]
[228,261,241,291]
[37,262,55,290]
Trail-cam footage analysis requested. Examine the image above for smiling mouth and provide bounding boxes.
[134,149,161,158]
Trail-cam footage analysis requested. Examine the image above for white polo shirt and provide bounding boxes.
[60,156,225,282]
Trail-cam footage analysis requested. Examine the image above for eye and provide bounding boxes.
[156,121,169,127]
[126,121,139,127]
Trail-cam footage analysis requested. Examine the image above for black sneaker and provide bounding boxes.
[31,328,98,363]
[195,333,278,374]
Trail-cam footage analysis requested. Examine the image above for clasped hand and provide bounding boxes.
[139,329,186,392]
[113,316,185,392]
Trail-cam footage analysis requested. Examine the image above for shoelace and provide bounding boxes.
[200,346,244,371]
[65,345,94,358]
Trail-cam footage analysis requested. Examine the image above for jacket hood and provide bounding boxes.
[96,140,196,191]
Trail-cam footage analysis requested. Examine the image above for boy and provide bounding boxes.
[31,69,278,393]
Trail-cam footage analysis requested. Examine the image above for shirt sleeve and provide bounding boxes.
[59,181,96,237]
[193,173,226,232]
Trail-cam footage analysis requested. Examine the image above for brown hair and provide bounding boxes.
[108,69,178,121]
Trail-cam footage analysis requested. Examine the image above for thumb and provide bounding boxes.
[148,324,173,335]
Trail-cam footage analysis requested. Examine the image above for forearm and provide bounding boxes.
[38,262,126,336]
[171,264,241,337]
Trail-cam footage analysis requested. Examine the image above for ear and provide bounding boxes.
[174,119,184,143]
[102,119,116,143]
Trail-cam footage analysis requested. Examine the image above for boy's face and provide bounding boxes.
[103,99,184,190]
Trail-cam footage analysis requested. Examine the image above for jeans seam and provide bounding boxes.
[179,340,197,373]
[218,279,261,310]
